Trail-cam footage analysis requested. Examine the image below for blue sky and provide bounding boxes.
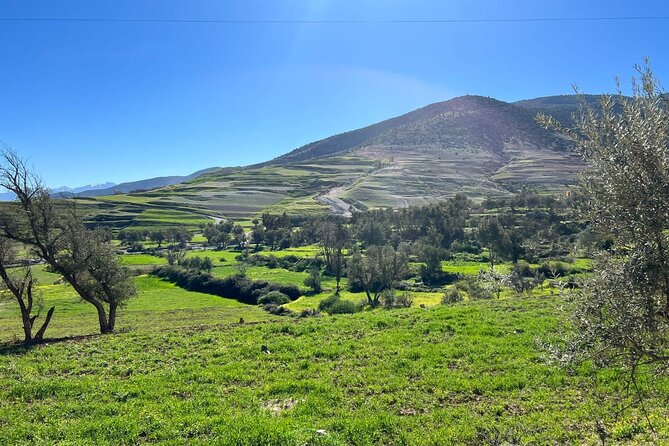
[1,0,669,187]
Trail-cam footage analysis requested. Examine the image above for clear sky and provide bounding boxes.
[1,0,669,188]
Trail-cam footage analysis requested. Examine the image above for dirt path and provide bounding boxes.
[316,186,358,217]
[207,215,225,224]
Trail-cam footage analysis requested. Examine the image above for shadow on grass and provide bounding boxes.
[0,333,103,356]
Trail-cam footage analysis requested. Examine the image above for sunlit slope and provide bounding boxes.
[85,95,584,219]
[99,157,378,218]
[323,96,582,208]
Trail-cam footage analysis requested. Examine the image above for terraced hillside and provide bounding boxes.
[82,95,586,221]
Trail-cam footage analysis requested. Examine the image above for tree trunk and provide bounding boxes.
[33,306,55,341]
[657,234,669,317]
[93,301,111,333]
[20,310,33,343]
[107,302,118,333]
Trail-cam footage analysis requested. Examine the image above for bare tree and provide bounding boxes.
[0,237,54,343]
[0,148,136,334]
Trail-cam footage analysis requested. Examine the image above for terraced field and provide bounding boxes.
[61,95,586,227]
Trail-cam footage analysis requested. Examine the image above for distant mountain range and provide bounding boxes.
[70,167,220,198]
[52,182,116,195]
[0,168,220,201]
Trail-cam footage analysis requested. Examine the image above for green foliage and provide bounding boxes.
[347,245,409,305]
[381,289,414,309]
[152,265,302,305]
[442,288,464,304]
[540,63,669,382]
[455,276,493,300]
[258,291,291,306]
[327,299,361,314]
[303,267,322,293]
[318,294,342,312]
[179,255,213,273]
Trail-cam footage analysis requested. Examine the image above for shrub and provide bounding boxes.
[456,277,493,300]
[394,291,414,308]
[127,242,145,252]
[303,267,322,293]
[380,288,396,307]
[180,256,213,272]
[317,294,361,314]
[327,299,361,315]
[299,308,321,318]
[442,288,464,304]
[538,261,567,278]
[318,294,341,312]
[262,304,294,316]
[450,240,482,254]
[258,291,291,305]
[512,261,534,278]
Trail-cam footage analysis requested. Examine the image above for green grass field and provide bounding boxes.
[1,257,668,444]
[2,290,667,444]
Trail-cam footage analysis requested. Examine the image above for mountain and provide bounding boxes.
[71,167,219,198]
[2,182,117,201]
[52,182,116,195]
[96,94,585,218]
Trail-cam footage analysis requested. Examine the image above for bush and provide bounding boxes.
[327,299,361,314]
[299,308,321,318]
[380,289,413,308]
[394,291,413,308]
[512,261,534,278]
[318,294,341,312]
[180,256,213,272]
[262,303,294,316]
[127,242,145,252]
[450,240,482,254]
[537,261,567,278]
[258,291,291,305]
[317,294,362,314]
[245,253,323,272]
[455,277,493,300]
[303,267,322,293]
[442,288,464,304]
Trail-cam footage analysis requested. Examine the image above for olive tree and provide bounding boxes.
[539,62,669,376]
[0,149,136,334]
[347,244,409,306]
[318,218,349,293]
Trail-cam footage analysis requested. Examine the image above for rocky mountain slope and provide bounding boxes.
[83,95,588,218]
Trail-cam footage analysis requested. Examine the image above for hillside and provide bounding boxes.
[82,95,586,223]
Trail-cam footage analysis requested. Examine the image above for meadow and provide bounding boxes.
[1,253,668,445]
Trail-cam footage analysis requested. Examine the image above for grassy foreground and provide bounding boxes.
[1,279,668,445]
